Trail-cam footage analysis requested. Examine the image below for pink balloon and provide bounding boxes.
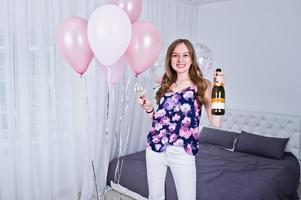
[126,20,162,75]
[111,0,142,23]
[56,16,93,75]
[87,5,132,67]
[99,55,127,84]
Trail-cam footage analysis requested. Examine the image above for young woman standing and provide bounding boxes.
[137,39,224,200]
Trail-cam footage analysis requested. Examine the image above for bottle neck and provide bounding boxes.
[214,69,222,86]
[214,79,223,86]
[214,82,223,87]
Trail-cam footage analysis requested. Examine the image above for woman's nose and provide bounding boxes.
[177,55,183,62]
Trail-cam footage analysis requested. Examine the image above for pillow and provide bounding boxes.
[235,131,289,159]
[199,127,238,149]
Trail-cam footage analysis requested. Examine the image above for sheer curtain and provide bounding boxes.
[0,0,106,199]
[0,0,197,199]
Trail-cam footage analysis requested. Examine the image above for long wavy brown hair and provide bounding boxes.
[155,39,209,107]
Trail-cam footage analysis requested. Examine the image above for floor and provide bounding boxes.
[103,183,301,200]
[105,189,135,200]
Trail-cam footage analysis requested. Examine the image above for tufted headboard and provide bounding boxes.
[200,109,301,162]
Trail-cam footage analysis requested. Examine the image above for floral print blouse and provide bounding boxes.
[147,85,202,155]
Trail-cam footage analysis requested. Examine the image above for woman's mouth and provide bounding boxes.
[176,64,186,68]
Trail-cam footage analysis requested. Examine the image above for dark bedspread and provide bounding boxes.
[107,144,300,200]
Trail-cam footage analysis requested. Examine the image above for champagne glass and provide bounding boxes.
[134,85,146,98]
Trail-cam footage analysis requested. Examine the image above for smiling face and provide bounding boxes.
[158,39,208,107]
[170,43,192,75]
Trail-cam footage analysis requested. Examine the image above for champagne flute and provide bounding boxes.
[134,85,146,105]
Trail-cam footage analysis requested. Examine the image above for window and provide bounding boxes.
[0,36,57,135]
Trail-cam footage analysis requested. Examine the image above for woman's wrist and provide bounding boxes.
[146,107,154,114]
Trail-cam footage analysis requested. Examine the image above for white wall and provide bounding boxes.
[196,0,301,116]
[142,0,198,44]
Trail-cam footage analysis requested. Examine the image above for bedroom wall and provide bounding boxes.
[196,0,301,116]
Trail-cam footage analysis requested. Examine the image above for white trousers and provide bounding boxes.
[146,146,196,200]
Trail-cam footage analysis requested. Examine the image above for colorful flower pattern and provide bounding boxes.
[147,86,202,155]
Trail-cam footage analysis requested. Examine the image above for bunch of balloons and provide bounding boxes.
[56,0,162,83]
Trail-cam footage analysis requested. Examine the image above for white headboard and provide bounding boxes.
[200,109,301,161]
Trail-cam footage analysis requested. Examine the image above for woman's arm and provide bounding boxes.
[204,80,223,128]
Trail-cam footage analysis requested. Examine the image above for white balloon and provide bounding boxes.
[195,43,213,80]
[87,5,132,66]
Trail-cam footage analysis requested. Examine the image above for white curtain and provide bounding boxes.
[0,0,197,199]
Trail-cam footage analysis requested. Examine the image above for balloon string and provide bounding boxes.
[125,71,131,92]
[102,67,111,198]
[83,75,89,122]
[106,67,111,123]
[82,75,99,200]
[105,67,111,144]
[92,161,100,200]
[113,71,128,184]
[123,75,138,155]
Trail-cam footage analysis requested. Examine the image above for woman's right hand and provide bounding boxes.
[137,95,153,113]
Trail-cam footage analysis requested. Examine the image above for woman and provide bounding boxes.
[137,38,224,200]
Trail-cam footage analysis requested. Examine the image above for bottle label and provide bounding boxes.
[212,98,225,109]
[212,98,225,102]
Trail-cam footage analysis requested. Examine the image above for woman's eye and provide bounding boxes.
[183,54,189,57]
[172,54,178,58]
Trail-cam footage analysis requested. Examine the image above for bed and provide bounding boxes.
[106,109,301,200]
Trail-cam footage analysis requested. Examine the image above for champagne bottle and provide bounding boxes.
[211,68,225,115]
